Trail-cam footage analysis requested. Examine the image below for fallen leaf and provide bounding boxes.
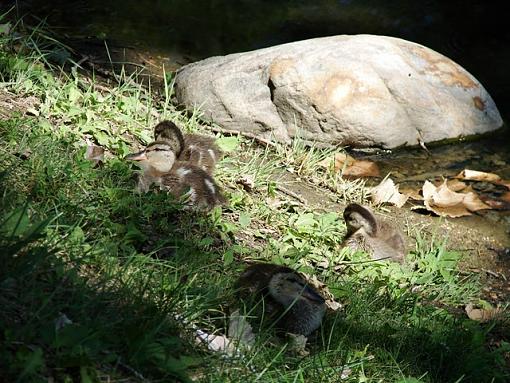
[479,194,510,210]
[421,180,490,217]
[340,367,353,380]
[54,313,72,331]
[465,303,503,323]
[236,175,255,192]
[326,300,343,312]
[446,179,467,192]
[422,180,470,217]
[371,178,409,207]
[400,187,423,201]
[228,310,255,348]
[318,152,380,177]
[26,107,39,116]
[456,169,501,183]
[462,192,493,212]
[342,160,380,178]
[195,329,233,353]
[305,274,343,312]
[286,333,309,356]
[318,152,354,170]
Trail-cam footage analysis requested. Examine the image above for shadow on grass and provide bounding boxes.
[313,281,510,383]
[0,117,232,381]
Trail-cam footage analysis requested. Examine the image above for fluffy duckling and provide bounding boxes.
[235,263,326,337]
[342,203,406,262]
[126,141,177,193]
[154,120,223,174]
[126,141,226,209]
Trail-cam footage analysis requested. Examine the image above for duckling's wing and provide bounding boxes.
[183,134,223,162]
[378,222,406,255]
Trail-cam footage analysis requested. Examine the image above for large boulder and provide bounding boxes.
[174,35,502,148]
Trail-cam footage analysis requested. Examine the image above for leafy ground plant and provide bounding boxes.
[0,18,508,382]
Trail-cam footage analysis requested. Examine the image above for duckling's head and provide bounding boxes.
[343,203,378,236]
[153,121,185,156]
[268,272,325,308]
[126,141,176,173]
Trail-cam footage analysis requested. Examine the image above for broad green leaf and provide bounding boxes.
[239,212,251,228]
[223,249,234,266]
[216,136,239,152]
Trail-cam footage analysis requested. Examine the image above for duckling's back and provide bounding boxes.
[235,264,295,297]
[343,217,406,262]
[161,162,226,210]
[181,134,223,174]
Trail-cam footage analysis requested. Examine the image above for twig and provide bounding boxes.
[209,126,278,148]
[275,185,307,204]
[115,359,146,381]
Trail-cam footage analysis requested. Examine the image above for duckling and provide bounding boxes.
[154,120,223,174]
[342,203,406,262]
[126,141,226,209]
[125,141,177,193]
[235,263,326,337]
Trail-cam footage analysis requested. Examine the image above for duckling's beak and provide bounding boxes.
[125,150,147,161]
[301,285,325,304]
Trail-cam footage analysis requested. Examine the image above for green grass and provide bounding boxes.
[0,19,509,382]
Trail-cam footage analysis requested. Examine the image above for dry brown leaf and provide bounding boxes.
[422,180,471,217]
[446,179,467,192]
[228,310,255,348]
[287,333,309,356]
[400,187,423,201]
[462,192,492,212]
[479,194,510,210]
[317,152,354,170]
[318,153,379,178]
[326,299,343,312]
[456,169,501,183]
[305,274,343,312]
[371,178,409,207]
[195,329,232,352]
[342,160,380,178]
[465,303,503,323]
[236,175,255,192]
[422,180,490,217]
